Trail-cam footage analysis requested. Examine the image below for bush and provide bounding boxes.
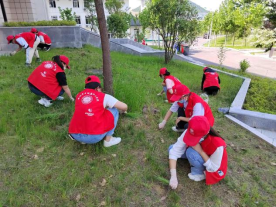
[240,59,250,73]
[4,20,76,27]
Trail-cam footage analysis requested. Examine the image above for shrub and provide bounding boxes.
[4,20,76,27]
[240,59,250,73]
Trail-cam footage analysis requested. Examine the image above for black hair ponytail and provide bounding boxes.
[209,127,224,140]
[52,55,64,70]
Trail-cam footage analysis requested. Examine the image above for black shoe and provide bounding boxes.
[36,58,41,62]
[25,63,31,67]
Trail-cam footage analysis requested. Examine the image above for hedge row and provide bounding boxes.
[4,20,76,27]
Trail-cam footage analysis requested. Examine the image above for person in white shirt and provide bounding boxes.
[169,116,228,189]
[158,84,214,132]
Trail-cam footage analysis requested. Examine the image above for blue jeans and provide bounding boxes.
[168,145,205,175]
[70,108,119,144]
[28,82,64,100]
[163,86,167,99]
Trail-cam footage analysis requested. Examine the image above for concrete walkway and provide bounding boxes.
[188,38,276,79]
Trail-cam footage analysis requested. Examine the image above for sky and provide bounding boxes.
[190,0,224,11]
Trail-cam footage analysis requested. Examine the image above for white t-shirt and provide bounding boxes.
[165,79,174,90]
[103,94,118,108]
[39,35,45,43]
[170,101,205,118]
[15,37,28,49]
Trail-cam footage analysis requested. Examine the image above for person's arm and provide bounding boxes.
[201,74,205,90]
[165,79,174,94]
[157,89,164,96]
[62,85,74,101]
[39,35,45,44]
[203,146,224,172]
[169,134,188,189]
[192,143,209,162]
[113,101,128,112]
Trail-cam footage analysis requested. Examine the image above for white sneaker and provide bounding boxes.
[164,100,168,103]
[104,137,121,147]
[56,96,64,100]
[172,126,185,132]
[38,98,52,107]
[188,173,206,181]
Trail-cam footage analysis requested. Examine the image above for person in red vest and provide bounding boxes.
[142,39,146,45]
[201,67,221,95]
[30,28,52,51]
[168,116,228,189]
[6,32,41,66]
[157,68,182,103]
[68,75,128,147]
[27,55,74,107]
[158,84,214,132]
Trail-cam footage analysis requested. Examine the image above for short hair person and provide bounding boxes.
[30,28,52,52]
[158,84,214,132]
[201,67,221,95]
[68,75,128,147]
[27,55,74,107]
[157,68,182,103]
[7,32,41,66]
[168,116,228,189]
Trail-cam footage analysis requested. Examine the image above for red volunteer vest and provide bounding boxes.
[164,75,182,103]
[15,32,36,48]
[38,32,51,44]
[185,92,214,126]
[200,135,228,185]
[68,89,114,135]
[203,72,220,89]
[28,61,64,100]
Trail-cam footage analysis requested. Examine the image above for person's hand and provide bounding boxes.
[10,51,16,56]
[162,82,166,86]
[157,93,162,96]
[70,97,75,102]
[158,120,166,129]
[192,143,203,154]
[169,169,178,189]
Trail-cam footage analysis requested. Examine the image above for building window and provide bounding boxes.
[51,16,58,21]
[49,0,56,8]
[85,16,91,25]
[73,0,79,8]
[84,0,90,8]
[75,16,81,24]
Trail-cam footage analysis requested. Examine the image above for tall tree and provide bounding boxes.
[139,0,199,63]
[94,0,113,95]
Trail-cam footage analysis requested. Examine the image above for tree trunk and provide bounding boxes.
[215,34,217,46]
[232,35,236,46]
[94,0,113,95]
[225,34,227,45]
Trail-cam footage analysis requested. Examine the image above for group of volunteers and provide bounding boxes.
[6,28,52,66]
[6,29,227,190]
[157,67,227,189]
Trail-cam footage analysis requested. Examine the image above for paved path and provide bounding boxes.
[187,38,276,79]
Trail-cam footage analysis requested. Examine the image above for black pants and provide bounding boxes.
[204,86,220,96]
[177,107,188,130]
[37,43,51,50]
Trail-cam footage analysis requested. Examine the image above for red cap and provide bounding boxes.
[85,75,101,84]
[203,67,209,72]
[30,28,38,33]
[59,55,70,69]
[7,35,14,44]
[159,67,167,75]
[183,116,210,146]
[170,84,190,102]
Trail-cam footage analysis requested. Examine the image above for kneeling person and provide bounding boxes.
[68,75,128,147]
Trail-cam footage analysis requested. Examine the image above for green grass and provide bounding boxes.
[0,45,275,206]
[205,36,257,50]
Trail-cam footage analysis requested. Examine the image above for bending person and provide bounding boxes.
[28,55,74,107]
[157,68,182,103]
[158,84,214,132]
[201,67,220,95]
[169,116,228,189]
[30,28,52,51]
[68,75,128,147]
[7,32,40,66]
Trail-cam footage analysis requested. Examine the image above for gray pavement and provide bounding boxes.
[188,38,276,79]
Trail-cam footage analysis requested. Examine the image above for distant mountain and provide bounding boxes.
[189,1,209,19]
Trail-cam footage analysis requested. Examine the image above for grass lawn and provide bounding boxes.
[0,45,275,206]
[205,36,258,50]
